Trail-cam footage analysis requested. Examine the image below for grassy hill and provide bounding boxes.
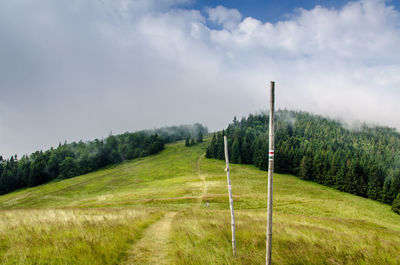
[0,138,399,264]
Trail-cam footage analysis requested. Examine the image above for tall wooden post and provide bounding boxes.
[224,136,237,255]
[266,81,275,265]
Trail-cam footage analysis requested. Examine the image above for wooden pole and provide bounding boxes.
[224,136,237,255]
[266,81,275,265]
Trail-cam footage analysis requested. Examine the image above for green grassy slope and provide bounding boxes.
[0,139,399,264]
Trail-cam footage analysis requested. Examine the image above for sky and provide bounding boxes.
[1,0,400,158]
[188,0,353,23]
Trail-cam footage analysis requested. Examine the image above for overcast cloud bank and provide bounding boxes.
[1,0,400,157]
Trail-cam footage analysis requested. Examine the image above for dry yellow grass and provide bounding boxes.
[0,208,162,265]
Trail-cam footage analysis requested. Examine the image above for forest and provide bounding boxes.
[0,124,207,195]
[206,110,400,214]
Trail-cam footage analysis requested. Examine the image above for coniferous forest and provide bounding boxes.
[206,110,400,214]
[0,124,207,195]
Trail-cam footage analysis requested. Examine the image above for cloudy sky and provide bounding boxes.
[1,0,400,158]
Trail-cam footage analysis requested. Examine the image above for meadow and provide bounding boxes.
[0,139,399,264]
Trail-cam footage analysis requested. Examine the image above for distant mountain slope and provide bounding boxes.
[206,110,400,213]
[0,139,399,264]
[0,139,206,209]
[0,123,207,197]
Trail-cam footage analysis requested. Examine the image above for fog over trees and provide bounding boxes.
[206,110,400,214]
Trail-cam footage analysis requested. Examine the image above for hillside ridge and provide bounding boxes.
[0,138,399,264]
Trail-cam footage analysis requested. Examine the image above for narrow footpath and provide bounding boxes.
[125,154,207,264]
[124,212,177,265]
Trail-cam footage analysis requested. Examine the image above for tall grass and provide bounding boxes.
[0,209,162,265]
[170,209,400,264]
[0,139,399,264]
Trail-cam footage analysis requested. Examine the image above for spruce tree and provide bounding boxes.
[353,161,367,197]
[313,152,325,184]
[231,138,241,163]
[382,178,395,204]
[252,136,265,169]
[367,165,384,201]
[205,145,212,158]
[392,193,400,214]
[216,132,225,160]
[197,131,203,143]
[210,133,217,157]
[298,156,312,180]
[343,160,358,194]
[334,161,346,191]
[206,134,217,158]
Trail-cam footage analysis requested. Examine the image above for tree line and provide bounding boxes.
[0,123,208,196]
[147,123,207,144]
[206,110,400,214]
[185,130,204,146]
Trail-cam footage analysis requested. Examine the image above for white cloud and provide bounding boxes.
[1,0,400,157]
[206,5,242,30]
[207,0,400,126]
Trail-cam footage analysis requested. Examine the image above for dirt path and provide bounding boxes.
[197,155,208,206]
[125,154,206,264]
[124,212,177,265]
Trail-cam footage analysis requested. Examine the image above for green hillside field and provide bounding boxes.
[0,138,399,264]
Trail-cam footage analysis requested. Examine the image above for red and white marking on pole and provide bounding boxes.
[269,150,274,161]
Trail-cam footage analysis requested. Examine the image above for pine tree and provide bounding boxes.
[391,173,400,202]
[298,156,312,180]
[258,136,269,170]
[367,165,384,201]
[241,132,253,164]
[252,135,267,170]
[206,134,217,158]
[334,161,346,191]
[197,131,203,143]
[231,138,241,164]
[216,132,225,160]
[382,178,395,204]
[313,151,325,184]
[209,134,217,157]
[205,145,211,158]
[392,193,400,214]
[353,161,367,197]
[343,160,358,194]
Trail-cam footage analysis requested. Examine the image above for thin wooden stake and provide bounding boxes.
[224,136,237,255]
[266,81,275,265]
